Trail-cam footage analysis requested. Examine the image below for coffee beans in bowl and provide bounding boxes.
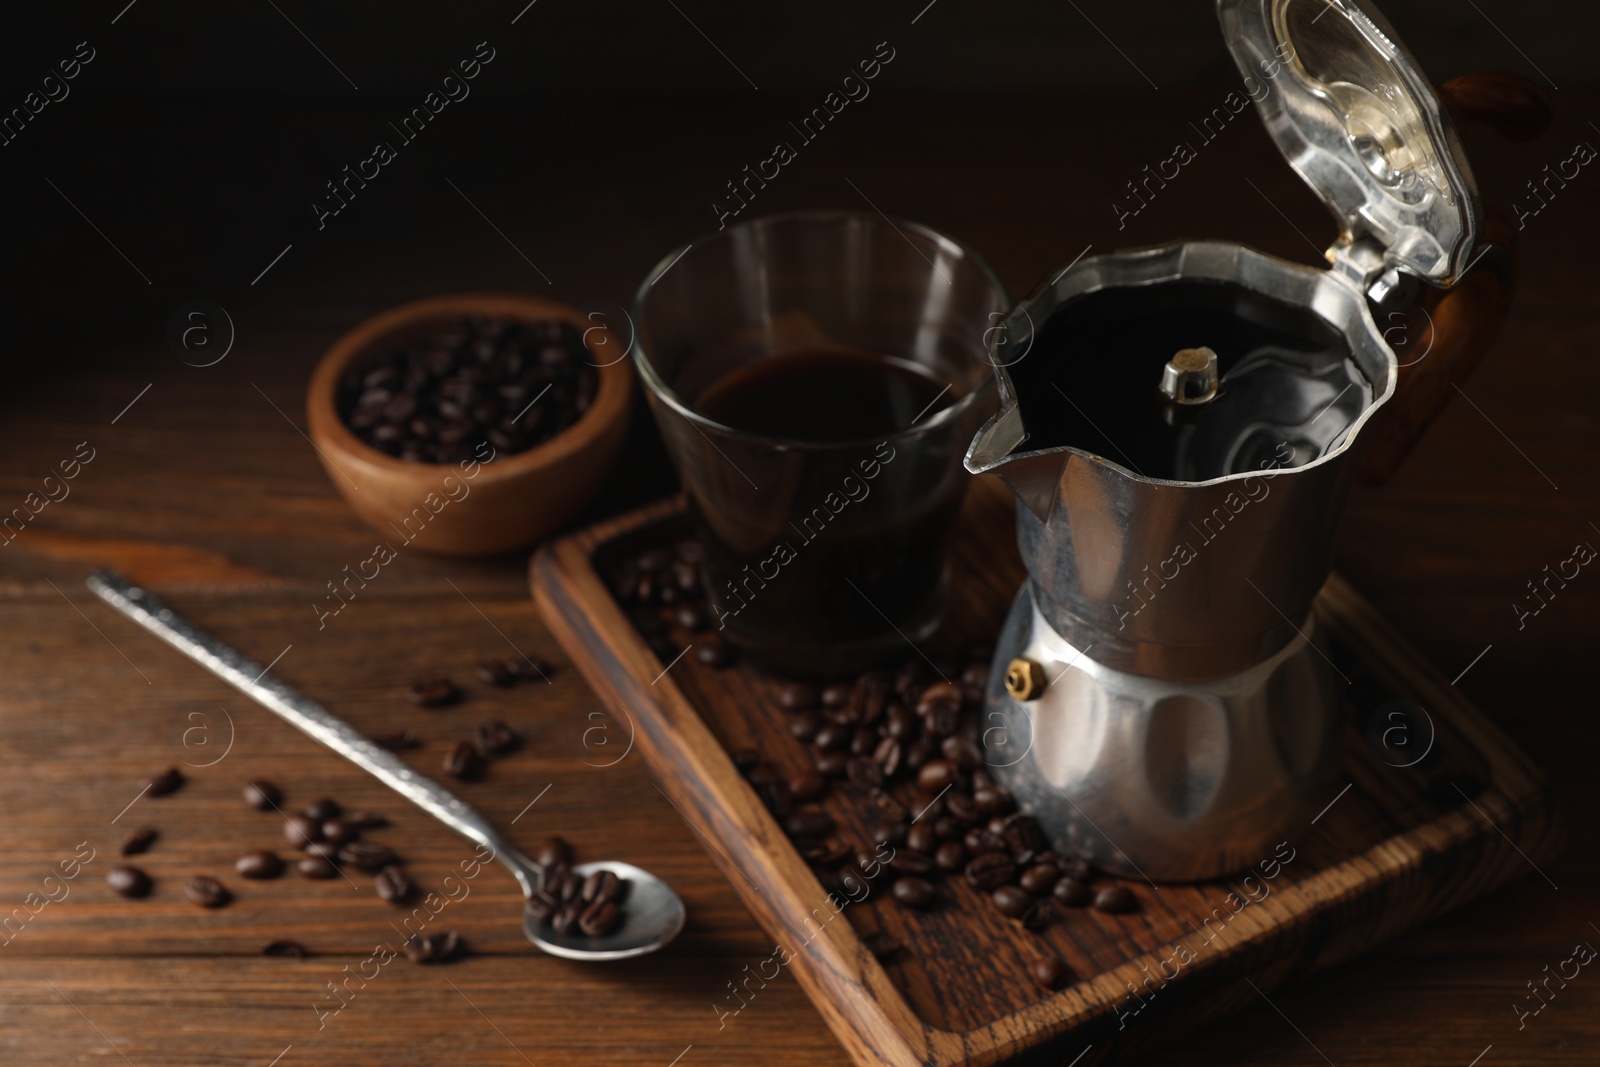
[306,294,633,557]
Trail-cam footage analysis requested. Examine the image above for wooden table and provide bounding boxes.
[1,88,1595,1066]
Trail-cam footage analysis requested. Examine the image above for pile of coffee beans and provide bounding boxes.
[616,536,1145,993]
[522,835,630,939]
[339,315,601,464]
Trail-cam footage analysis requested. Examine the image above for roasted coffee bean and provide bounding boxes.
[146,766,185,797]
[933,816,965,841]
[962,661,991,689]
[966,852,1016,891]
[1053,877,1093,907]
[992,885,1034,918]
[812,721,852,752]
[1033,955,1069,991]
[866,788,908,822]
[787,711,821,741]
[185,876,231,907]
[107,865,152,898]
[403,930,462,963]
[236,850,285,879]
[891,877,936,910]
[873,736,904,779]
[785,810,835,840]
[302,797,340,821]
[320,819,358,846]
[945,792,979,826]
[120,826,158,856]
[408,676,459,707]
[373,729,420,751]
[905,822,938,855]
[1000,814,1047,858]
[581,869,624,905]
[884,704,918,741]
[443,741,483,781]
[339,842,397,872]
[550,903,581,936]
[475,719,518,756]
[1093,884,1137,913]
[262,939,308,958]
[916,681,963,716]
[579,899,622,937]
[813,749,849,778]
[971,768,996,791]
[846,757,883,791]
[1033,849,1065,869]
[801,840,850,868]
[534,836,572,869]
[1057,856,1094,880]
[916,758,960,793]
[284,814,323,848]
[476,659,517,687]
[243,780,282,811]
[941,735,984,772]
[964,827,1007,855]
[849,727,878,757]
[935,841,967,872]
[524,891,559,926]
[1019,864,1060,895]
[694,641,732,668]
[297,855,339,880]
[675,604,709,631]
[375,865,413,903]
[788,770,828,802]
[508,655,553,682]
[973,785,1016,817]
[863,932,902,961]
[854,849,887,875]
[872,820,908,847]
[890,851,935,877]
[904,738,934,772]
[820,683,851,708]
[777,682,818,710]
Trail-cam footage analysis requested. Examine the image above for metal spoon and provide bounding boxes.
[86,569,685,961]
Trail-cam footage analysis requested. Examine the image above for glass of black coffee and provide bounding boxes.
[633,211,1009,676]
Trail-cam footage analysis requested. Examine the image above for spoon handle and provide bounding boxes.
[86,569,542,898]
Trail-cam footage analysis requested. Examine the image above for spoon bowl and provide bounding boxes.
[525,861,686,960]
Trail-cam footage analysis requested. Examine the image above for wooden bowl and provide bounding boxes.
[306,293,633,557]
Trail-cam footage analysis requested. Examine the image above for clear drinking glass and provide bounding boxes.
[633,211,1010,677]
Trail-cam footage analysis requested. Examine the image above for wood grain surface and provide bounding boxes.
[0,86,1596,1067]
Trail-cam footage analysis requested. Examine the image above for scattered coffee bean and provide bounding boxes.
[339,842,396,872]
[941,735,984,771]
[973,785,1016,817]
[304,842,342,863]
[243,780,282,811]
[1019,864,1060,896]
[871,820,908,847]
[373,729,420,751]
[916,758,960,793]
[890,851,936,877]
[403,930,462,964]
[905,822,938,855]
[1001,813,1047,860]
[320,819,358,846]
[297,855,339,880]
[475,719,518,756]
[813,749,849,778]
[945,792,979,826]
[884,704,917,741]
[866,788,908,822]
[185,876,231,907]
[891,877,935,910]
[146,767,185,797]
[992,885,1034,919]
[408,676,460,707]
[964,828,1007,855]
[262,940,308,958]
[846,756,884,791]
[476,660,517,687]
[1058,856,1094,880]
[304,798,341,821]
[535,836,572,869]
[777,682,819,710]
[236,850,285,879]
[1032,956,1069,991]
[1053,877,1093,907]
[934,841,967,872]
[284,814,323,847]
[107,866,152,898]
[1092,884,1137,913]
[966,852,1016,891]
[375,865,413,903]
[786,711,821,741]
[694,641,732,668]
[443,740,483,781]
[120,827,158,856]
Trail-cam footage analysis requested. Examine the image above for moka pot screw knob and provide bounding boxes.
[1004,658,1046,701]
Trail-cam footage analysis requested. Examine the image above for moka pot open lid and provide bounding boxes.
[1217,0,1482,291]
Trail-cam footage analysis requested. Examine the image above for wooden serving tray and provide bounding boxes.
[531,480,1560,1067]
